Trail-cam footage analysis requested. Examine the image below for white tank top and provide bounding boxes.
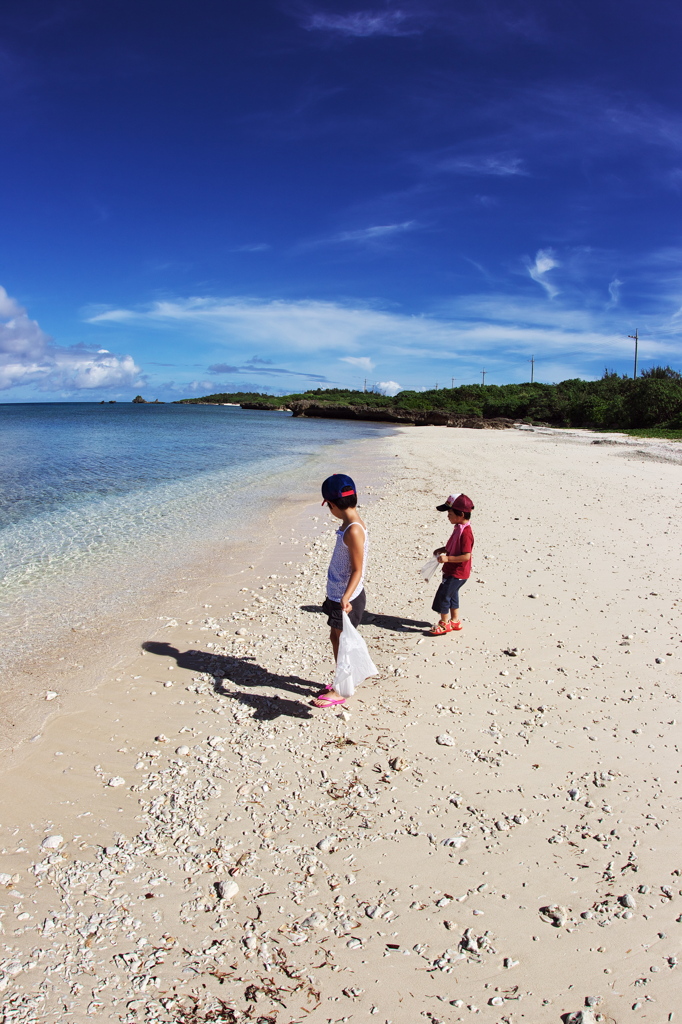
[326,522,368,602]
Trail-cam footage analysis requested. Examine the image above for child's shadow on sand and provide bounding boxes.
[142,641,315,720]
[300,604,429,634]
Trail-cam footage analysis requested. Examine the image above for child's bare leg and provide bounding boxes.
[330,627,341,662]
[450,608,460,622]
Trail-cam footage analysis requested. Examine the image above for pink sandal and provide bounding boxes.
[312,693,346,708]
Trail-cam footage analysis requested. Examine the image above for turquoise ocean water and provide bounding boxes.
[0,403,391,669]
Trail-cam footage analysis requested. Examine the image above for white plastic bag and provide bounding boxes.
[419,555,441,582]
[333,612,378,698]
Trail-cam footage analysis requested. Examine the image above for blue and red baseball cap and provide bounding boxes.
[321,473,357,504]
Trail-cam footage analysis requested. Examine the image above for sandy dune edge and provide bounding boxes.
[0,426,680,1024]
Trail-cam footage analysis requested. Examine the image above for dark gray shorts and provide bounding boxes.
[322,589,366,630]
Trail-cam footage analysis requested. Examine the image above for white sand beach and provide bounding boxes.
[1,425,681,1024]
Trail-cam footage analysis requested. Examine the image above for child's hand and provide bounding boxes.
[437,553,448,564]
[341,598,352,613]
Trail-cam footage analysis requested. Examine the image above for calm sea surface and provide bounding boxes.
[0,403,390,666]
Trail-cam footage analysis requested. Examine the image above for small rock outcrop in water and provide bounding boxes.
[132,395,164,403]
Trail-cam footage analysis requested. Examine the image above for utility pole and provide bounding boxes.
[530,356,535,383]
[628,329,639,379]
[451,377,455,389]
[435,382,439,390]
[481,369,486,386]
[363,378,367,393]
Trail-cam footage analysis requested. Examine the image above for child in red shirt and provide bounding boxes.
[429,493,474,635]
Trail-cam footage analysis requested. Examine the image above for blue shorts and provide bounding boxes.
[432,577,466,613]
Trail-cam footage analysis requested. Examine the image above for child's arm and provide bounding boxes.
[433,545,447,555]
[437,551,471,564]
[340,526,365,613]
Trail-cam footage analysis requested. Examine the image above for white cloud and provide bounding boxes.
[377,380,401,395]
[0,285,141,392]
[341,355,375,371]
[527,248,560,298]
[303,9,414,37]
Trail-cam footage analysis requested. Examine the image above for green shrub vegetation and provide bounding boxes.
[177,369,682,431]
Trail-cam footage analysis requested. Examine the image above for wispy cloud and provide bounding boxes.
[527,249,560,298]
[0,285,141,392]
[208,360,331,382]
[298,220,418,250]
[341,355,375,371]
[607,277,622,309]
[230,243,271,252]
[435,154,527,177]
[88,290,682,387]
[302,9,416,37]
[334,221,416,243]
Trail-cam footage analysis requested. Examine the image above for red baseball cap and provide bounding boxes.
[436,493,474,512]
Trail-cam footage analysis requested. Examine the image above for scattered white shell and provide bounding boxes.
[347,937,362,949]
[316,837,336,853]
[620,893,636,909]
[489,997,505,1006]
[175,745,190,756]
[41,835,64,850]
[539,904,568,927]
[389,756,408,771]
[154,734,169,743]
[301,911,327,929]
[563,1012,597,1024]
[495,820,510,831]
[107,776,125,787]
[0,872,13,885]
[568,787,580,801]
[436,733,455,746]
[45,691,58,701]
[215,880,239,901]
[442,836,467,848]
[236,628,248,636]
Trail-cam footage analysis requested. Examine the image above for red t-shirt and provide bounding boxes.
[442,523,474,579]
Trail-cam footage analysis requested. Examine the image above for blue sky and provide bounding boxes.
[2,0,682,400]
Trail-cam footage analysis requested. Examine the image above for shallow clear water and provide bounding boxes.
[0,402,390,663]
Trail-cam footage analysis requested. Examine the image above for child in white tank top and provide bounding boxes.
[315,473,368,708]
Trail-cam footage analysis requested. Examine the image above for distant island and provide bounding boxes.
[132,395,165,404]
[174,368,682,438]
